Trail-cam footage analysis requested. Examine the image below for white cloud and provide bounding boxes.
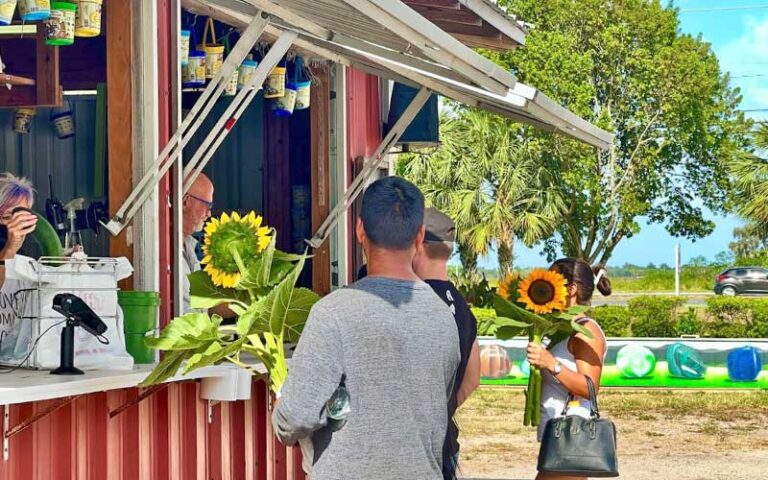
[717,14,768,118]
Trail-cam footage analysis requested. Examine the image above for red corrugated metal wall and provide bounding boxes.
[345,68,381,279]
[1,13,352,480]
[0,380,305,480]
[346,68,381,161]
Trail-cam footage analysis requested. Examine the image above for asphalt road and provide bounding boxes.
[592,292,715,306]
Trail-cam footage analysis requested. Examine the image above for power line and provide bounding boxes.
[680,4,768,12]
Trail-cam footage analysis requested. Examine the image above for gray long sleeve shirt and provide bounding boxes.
[272,277,460,480]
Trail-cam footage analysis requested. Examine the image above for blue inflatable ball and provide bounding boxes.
[727,346,763,382]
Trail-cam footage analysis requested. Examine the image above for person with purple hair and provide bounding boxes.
[0,173,37,362]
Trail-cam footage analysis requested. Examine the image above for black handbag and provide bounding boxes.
[537,376,619,477]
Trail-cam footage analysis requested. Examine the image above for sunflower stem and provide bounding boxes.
[532,329,543,426]
[225,355,261,376]
[536,374,540,422]
[523,386,532,426]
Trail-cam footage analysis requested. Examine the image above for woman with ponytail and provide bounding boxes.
[525,258,612,480]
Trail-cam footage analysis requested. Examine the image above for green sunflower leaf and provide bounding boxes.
[494,296,551,331]
[182,339,245,375]
[270,253,308,337]
[495,325,527,340]
[570,318,595,340]
[144,312,220,351]
[139,350,190,386]
[189,270,250,309]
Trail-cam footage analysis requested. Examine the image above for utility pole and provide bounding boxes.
[675,243,681,296]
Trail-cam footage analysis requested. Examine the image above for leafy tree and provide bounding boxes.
[728,124,768,265]
[688,255,709,268]
[714,250,735,266]
[478,0,751,266]
[404,110,562,275]
[729,224,767,261]
[731,124,768,228]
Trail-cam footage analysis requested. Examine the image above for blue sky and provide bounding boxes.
[476,0,768,269]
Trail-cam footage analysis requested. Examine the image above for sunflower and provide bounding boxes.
[517,269,568,314]
[201,211,272,287]
[496,273,520,302]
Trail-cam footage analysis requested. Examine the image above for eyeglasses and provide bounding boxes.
[186,194,213,210]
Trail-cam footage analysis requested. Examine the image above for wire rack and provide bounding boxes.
[11,257,123,369]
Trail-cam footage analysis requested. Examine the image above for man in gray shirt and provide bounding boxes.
[273,176,460,480]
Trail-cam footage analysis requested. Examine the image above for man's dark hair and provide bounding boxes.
[360,176,425,249]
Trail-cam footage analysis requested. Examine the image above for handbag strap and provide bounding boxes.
[561,375,600,419]
[202,17,217,47]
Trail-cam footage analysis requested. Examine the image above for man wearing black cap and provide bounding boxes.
[413,207,481,480]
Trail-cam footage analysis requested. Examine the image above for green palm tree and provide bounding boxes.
[404,108,563,276]
[732,124,768,228]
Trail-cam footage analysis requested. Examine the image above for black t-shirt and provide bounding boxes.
[425,279,477,480]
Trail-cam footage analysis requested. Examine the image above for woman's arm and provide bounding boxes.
[527,321,605,399]
[456,339,480,407]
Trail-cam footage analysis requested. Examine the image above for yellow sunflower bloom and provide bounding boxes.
[496,273,520,301]
[201,211,273,288]
[517,269,568,314]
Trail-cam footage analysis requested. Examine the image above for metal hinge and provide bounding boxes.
[3,405,9,461]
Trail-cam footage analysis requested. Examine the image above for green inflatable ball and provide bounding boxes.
[616,344,657,378]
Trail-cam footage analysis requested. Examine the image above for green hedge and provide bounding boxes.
[626,296,687,337]
[703,297,768,338]
[586,306,632,337]
[474,296,768,339]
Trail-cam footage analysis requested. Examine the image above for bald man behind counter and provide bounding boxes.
[181,174,232,319]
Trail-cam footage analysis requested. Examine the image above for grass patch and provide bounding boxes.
[459,387,768,423]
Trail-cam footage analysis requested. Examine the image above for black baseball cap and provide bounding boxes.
[424,208,456,244]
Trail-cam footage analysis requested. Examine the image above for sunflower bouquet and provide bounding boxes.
[493,269,593,427]
[140,212,320,394]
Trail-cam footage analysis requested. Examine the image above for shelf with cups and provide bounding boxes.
[0,1,105,108]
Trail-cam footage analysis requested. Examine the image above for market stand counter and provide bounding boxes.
[0,362,305,480]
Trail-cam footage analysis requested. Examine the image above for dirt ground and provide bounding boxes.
[455,388,768,480]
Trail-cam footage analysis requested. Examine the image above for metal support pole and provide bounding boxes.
[306,87,432,248]
[675,243,681,297]
[102,13,270,236]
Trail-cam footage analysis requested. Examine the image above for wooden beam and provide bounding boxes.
[452,32,517,51]
[310,65,331,297]
[106,0,134,286]
[0,86,37,107]
[432,19,503,37]
[263,113,292,252]
[35,23,62,106]
[0,74,34,86]
[410,4,482,26]
[403,0,461,9]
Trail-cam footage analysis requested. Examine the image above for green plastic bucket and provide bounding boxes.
[119,291,160,334]
[125,333,155,364]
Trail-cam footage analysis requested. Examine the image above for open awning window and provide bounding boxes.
[185,0,612,149]
[106,0,613,248]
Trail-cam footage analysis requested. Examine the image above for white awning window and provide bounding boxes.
[105,0,613,252]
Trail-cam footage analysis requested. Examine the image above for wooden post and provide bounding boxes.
[106,0,134,288]
[310,66,332,296]
[35,25,61,106]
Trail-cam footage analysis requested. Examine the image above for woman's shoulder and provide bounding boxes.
[576,317,606,337]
